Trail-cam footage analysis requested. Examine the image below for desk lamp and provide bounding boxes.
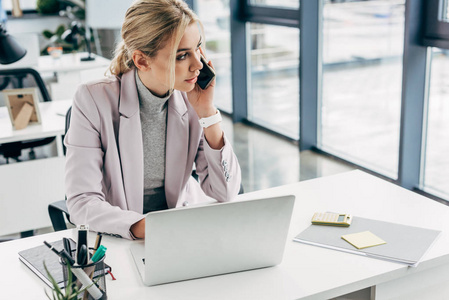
[62,21,95,61]
[0,24,27,64]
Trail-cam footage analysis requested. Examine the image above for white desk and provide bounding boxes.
[36,53,111,101]
[2,170,449,299]
[0,100,72,236]
[0,52,111,101]
[35,52,111,74]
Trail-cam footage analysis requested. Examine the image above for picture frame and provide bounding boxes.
[2,87,41,130]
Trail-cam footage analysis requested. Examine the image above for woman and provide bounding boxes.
[64,0,241,239]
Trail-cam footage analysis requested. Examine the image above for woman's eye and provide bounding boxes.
[177,53,187,60]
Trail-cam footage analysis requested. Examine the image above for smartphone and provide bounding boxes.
[311,212,352,227]
[197,55,216,90]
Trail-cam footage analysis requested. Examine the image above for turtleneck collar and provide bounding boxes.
[135,69,172,114]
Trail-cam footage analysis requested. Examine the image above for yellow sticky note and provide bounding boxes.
[341,231,386,249]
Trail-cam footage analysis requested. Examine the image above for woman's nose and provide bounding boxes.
[191,53,203,71]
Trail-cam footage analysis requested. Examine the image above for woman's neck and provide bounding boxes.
[137,69,170,97]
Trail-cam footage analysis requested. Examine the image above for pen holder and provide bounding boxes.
[60,250,107,300]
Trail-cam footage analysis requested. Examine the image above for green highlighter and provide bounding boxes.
[91,245,107,263]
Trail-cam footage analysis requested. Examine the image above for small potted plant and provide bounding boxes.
[42,24,73,57]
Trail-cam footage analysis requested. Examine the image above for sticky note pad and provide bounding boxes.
[341,231,386,249]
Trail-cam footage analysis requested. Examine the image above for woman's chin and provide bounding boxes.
[176,83,197,92]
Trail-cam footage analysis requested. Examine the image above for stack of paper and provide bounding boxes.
[294,217,441,267]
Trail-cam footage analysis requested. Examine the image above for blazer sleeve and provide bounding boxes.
[194,132,242,202]
[64,84,143,239]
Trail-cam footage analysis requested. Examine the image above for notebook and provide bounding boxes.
[130,195,295,286]
[294,216,441,267]
[19,239,111,288]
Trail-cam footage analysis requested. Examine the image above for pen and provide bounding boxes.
[43,241,75,266]
[62,237,72,258]
[93,233,102,255]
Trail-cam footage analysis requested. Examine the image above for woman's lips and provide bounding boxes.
[185,76,198,84]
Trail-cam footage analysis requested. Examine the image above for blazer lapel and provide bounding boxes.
[118,70,144,213]
[165,92,189,208]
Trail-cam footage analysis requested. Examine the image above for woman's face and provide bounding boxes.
[141,23,203,96]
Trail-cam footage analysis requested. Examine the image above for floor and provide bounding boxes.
[221,116,356,193]
[0,115,355,241]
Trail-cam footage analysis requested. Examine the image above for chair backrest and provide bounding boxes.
[65,106,72,134]
[0,68,54,162]
[62,106,72,156]
[0,68,52,106]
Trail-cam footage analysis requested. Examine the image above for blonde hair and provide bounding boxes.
[108,0,201,89]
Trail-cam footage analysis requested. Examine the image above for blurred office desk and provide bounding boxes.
[0,100,71,236]
[37,53,111,101]
[2,170,449,299]
[0,52,111,101]
[36,52,111,73]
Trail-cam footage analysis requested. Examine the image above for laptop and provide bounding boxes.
[130,195,295,286]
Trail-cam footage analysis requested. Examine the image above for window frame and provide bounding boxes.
[423,0,449,49]
[219,0,449,201]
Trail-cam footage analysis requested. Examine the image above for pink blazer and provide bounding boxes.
[64,69,241,239]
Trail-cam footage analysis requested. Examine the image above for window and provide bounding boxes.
[320,0,405,178]
[196,0,233,112]
[443,0,449,21]
[423,0,449,49]
[247,23,299,139]
[2,0,36,12]
[422,48,449,199]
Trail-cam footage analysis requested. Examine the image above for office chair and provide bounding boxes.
[48,106,72,231]
[0,68,55,163]
[48,106,244,231]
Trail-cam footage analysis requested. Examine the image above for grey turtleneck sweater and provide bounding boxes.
[135,70,170,213]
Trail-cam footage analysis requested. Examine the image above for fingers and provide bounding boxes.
[199,46,215,69]
[198,46,216,88]
[208,59,215,69]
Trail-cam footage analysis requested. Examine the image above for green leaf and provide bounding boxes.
[55,25,66,37]
[42,30,54,39]
[43,261,64,296]
[43,259,87,300]
[44,288,52,300]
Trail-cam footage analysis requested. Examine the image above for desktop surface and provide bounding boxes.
[2,170,449,299]
[0,100,71,143]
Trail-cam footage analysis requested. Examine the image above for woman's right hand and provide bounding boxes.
[130,218,145,239]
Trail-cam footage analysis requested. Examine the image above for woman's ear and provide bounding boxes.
[132,50,151,71]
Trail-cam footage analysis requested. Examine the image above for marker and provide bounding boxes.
[70,267,103,299]
[76,225,89,265]
[90,245,107,263]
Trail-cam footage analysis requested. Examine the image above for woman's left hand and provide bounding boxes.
[187,47,217,118]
